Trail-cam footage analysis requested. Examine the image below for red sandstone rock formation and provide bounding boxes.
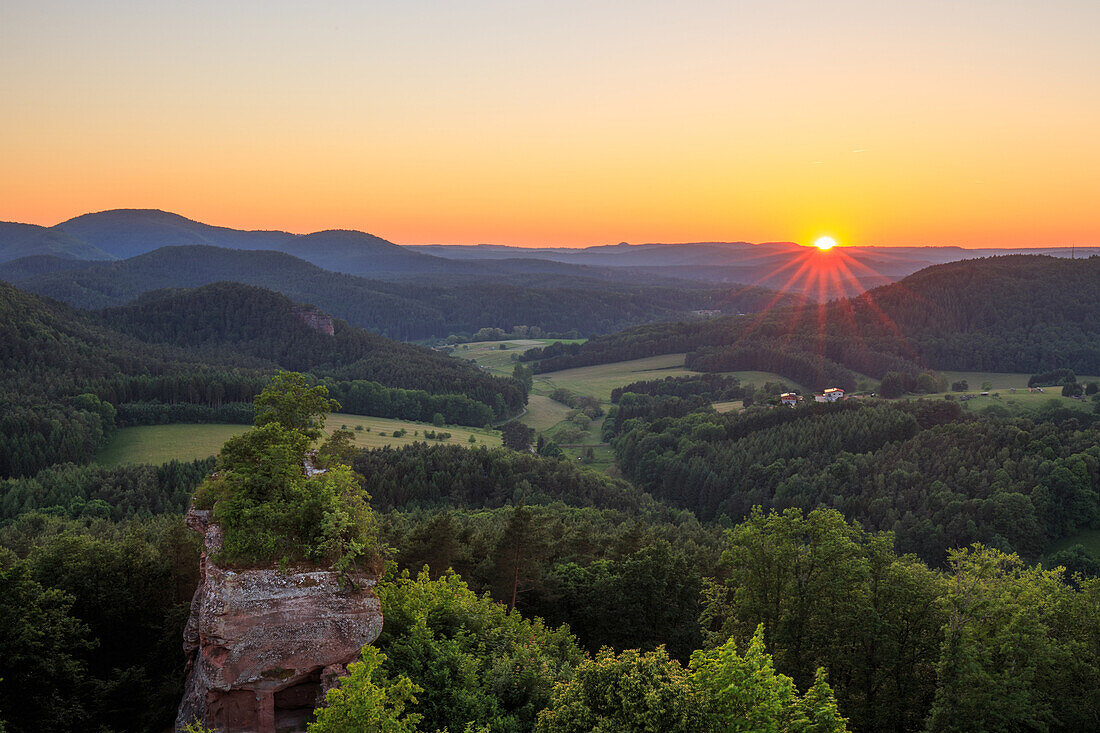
[292,306,335,336]
[176,509,381,732]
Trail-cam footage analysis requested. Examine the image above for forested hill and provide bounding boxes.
[7,244,806,339]
[0,222,115,264]
[55,208,294,259]
[610,398,1100,566]
[0,280,231,477]
[101,282,526,414]
[0,280,524,477]
[522,255,1100,378]
[860,255,1100,371]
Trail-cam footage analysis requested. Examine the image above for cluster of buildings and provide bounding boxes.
[780,387,845,407]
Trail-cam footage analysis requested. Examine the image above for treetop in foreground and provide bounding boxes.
[534,628,846,733]
[193,372,379,570]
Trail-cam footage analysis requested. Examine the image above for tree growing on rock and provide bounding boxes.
[193,372,379,571]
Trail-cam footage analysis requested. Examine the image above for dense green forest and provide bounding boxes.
[1,513,201,732]
[611,396,1100,565]
[522,256,1100,379]
[0,281,523,477]
[5,446,1100,731]
[3,244,807,339]
[0,459,214,522]
[353,443,666,515]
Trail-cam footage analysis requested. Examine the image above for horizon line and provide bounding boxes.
[7,207,1100,251]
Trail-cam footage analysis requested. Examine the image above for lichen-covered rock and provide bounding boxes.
[176,508,381,732]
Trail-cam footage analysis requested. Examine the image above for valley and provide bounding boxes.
[1,221,1099,733]
[5,3,1100,730]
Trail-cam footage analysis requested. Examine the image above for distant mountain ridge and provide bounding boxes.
[56,209,294,258]
[411,240,1100,294]
[4,244,799,339]
[0,221,116,263]
[46,209,644,280]
[53,209,467,276]
[2,208,1096,300]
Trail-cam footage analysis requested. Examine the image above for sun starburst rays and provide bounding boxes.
[710,243,931,374]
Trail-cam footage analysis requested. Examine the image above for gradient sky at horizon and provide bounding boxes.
[2,0,1098,248]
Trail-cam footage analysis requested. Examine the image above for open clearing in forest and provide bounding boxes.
[511,354,811,476]
[324,414,501,449]
[95,424,249,466]
[937,370,1100,392]
[455,338,586,376]
[921,371,1099,416]
[715,371,810,394]
[96,414,501,466]
[520,394,574,431]
[536,356,806,402]
[534,354,696,401]
[946,391,1097,416]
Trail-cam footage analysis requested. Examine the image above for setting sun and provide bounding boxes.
[814,237,837,251]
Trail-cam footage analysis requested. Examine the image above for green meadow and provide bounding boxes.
[919,371,1100,416]
[95,424,250,467]
[95,414,501,466]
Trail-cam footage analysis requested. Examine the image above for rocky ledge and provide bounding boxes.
[176,508,381,733]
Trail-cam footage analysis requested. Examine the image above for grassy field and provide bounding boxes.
[96,413,501,466]
[510,355,810,475]
[454,338,586,376]
[721,371,809,393]
[325,414,501,449]
[534,354,694,401]
[938,371,1100,391]
[520,394,574,431]
[561,444,619,475]
[712,400,743,413]
[918,371,1100,416]
[949,391,1097,416]
[96,424,249,466]
[537,358,807,402]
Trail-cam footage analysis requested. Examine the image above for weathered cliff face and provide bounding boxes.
[176,509,381,733]
[291,305,335,336]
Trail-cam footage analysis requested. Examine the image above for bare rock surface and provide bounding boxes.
[176,508,381,732]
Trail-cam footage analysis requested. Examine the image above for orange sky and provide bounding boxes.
[2,1,1098,248]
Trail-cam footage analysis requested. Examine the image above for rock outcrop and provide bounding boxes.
[291,305,335,336]
[176,509,381,733]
